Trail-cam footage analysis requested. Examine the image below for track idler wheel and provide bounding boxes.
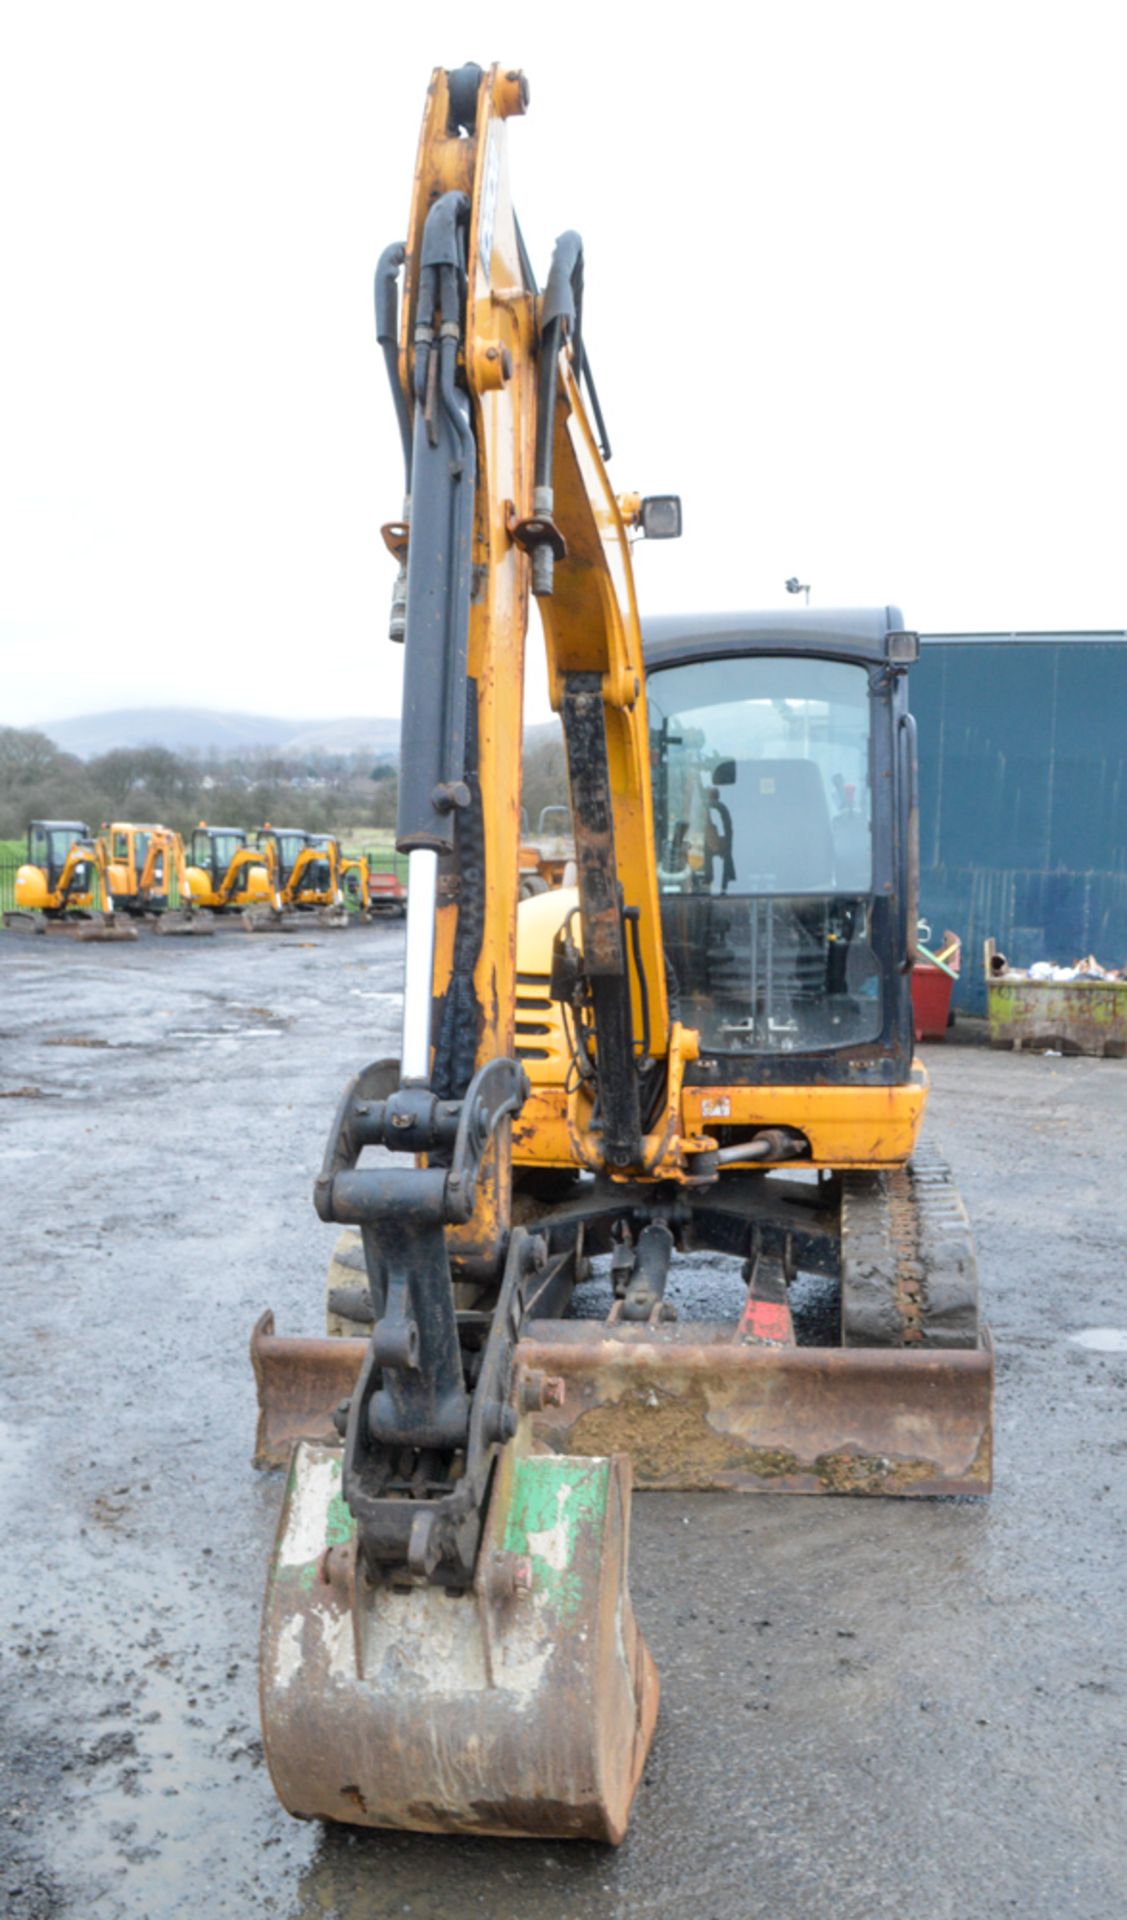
[260,1438,658,1842]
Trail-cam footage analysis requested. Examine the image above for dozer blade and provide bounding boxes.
[242,909,307,935]
[252,1312,351,1463]
[154,910,215,936]
[3,912,137,941]
[251,1313,992,1496]
[516,1323,993,1497]
[260,1437,658,1842]
[73,918,139,943]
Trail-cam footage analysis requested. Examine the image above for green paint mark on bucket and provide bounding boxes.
[501,1456,609,1623]
[326,1493,356,1547]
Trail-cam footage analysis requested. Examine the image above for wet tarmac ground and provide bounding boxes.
[1,923,1125,1919]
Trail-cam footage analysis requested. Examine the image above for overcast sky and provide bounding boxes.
[2,1,1124,731]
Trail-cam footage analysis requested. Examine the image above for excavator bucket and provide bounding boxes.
[260,1436,657,1841]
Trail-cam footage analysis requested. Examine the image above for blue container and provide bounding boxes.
[913,633,1127,1014]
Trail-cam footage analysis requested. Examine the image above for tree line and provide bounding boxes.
[0,727,570,846]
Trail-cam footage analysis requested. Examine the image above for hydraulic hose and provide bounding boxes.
[535,230,584,492]
[374,242,412,484]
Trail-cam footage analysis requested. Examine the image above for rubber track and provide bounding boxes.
[841,1144,979,1349]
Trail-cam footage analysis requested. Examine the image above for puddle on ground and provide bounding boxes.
[1069,1327,1127,1353]
[168,1027,285,1041]
[0,1421,39,1519]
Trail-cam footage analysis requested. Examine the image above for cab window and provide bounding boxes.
[213,833,242,869]
[647,655,881,1056]
[48,829,81,867]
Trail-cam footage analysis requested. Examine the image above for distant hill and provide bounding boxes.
[40,707,402,760]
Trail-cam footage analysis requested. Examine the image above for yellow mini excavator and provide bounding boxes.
[6,820,136,940]
[338,848,409,920]
[253,63,992,1845]
[183,823,273,918]
[99,822,213,934]
[246,827,349,930]
[519,803,574,894]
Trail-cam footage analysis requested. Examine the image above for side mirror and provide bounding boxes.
[640,495,682,540]
[712,759,736,787]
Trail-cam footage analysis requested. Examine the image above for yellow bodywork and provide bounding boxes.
[255,833,345,912]
[513,888,926,1174]
[15,861,98,913]
[15,826,110,916]
[100,823,190,906]
[185,855,271,910]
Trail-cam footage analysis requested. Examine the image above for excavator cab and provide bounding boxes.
[256,826,311,889]
[24,820,95,897]
[305,833,340,895]
[646,613,919,1080]
[189,824,248,884]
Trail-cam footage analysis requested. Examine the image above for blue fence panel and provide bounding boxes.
[913,635,1127,1013]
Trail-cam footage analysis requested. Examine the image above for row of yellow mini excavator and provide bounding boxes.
[5,821,405,935]
[251,64,993,1846]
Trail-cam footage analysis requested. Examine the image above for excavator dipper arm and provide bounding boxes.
[258,62,659,1844]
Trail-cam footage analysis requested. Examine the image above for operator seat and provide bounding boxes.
[727,758,835,893]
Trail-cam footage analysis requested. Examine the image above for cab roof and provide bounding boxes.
[642,607,906,671]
